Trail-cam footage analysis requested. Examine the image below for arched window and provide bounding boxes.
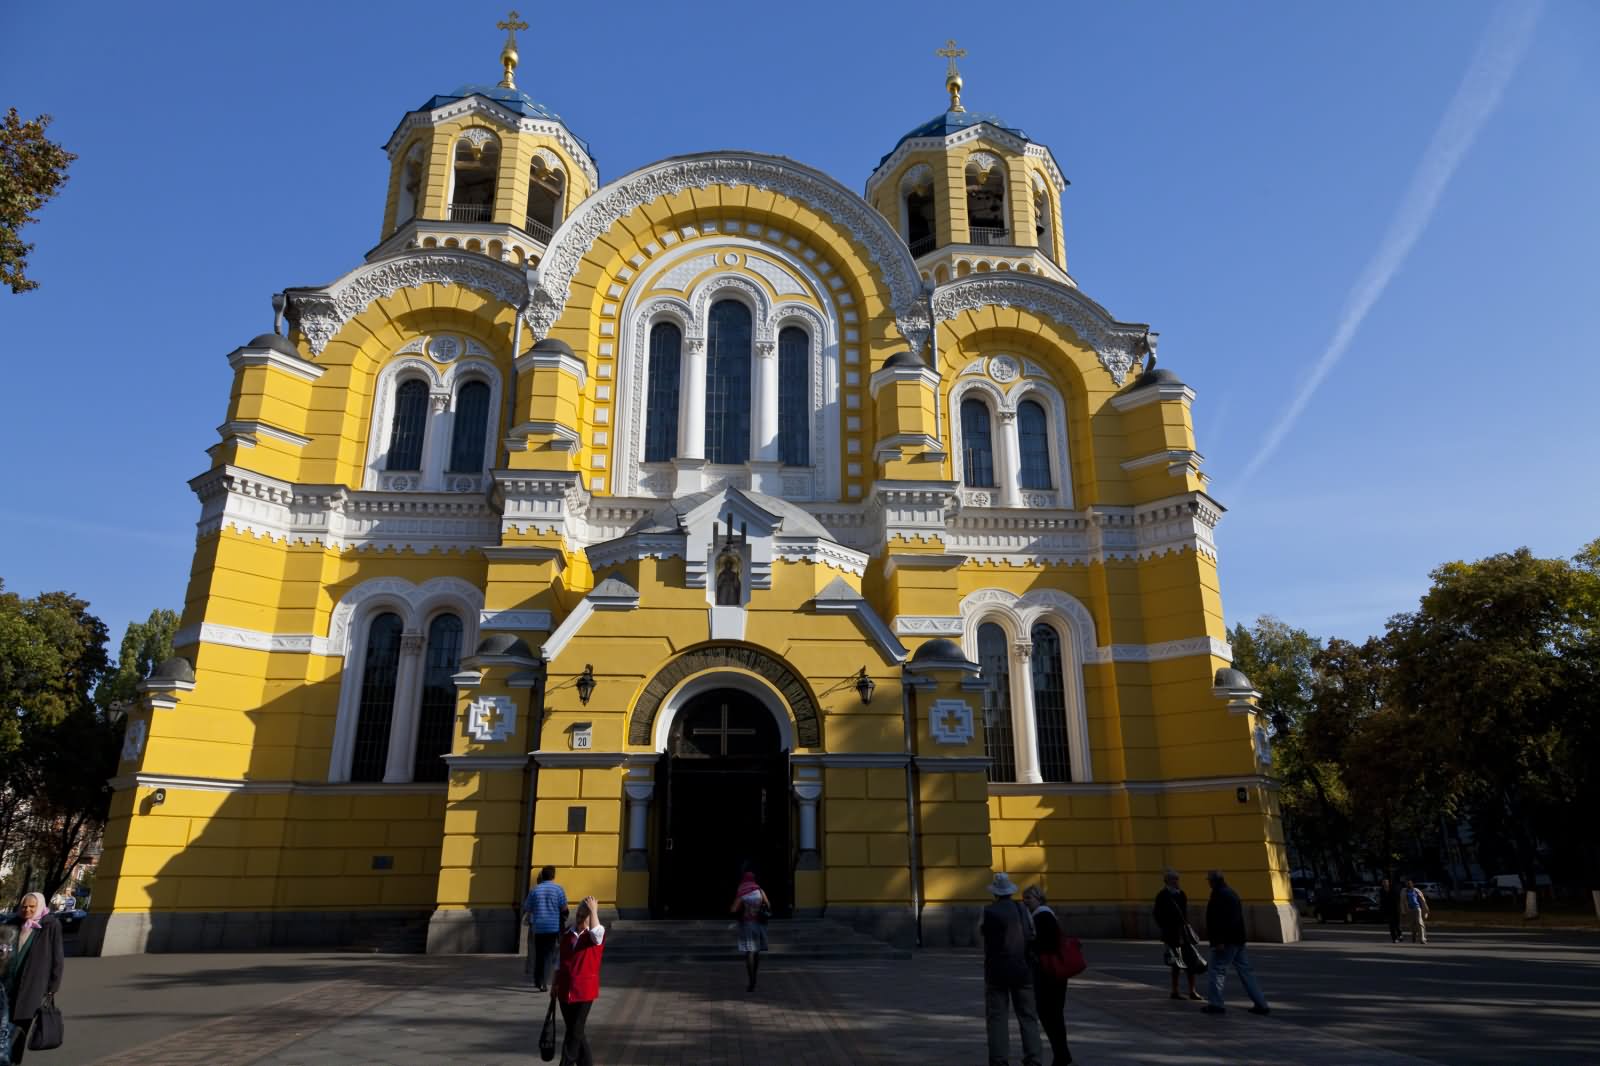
[525,158,564,242]
[961,398,996,487]
[644,321,682,462]
[450,135,499,222]
[350,612,403,782]
[412,614,463,782]
[387,379,429,471]
[978,623,1016,783]
[906,185,936,256]
[396,143,424,227]
[1033,186,1054,257]
[1030,623,1072,782]
[705,299,752,464]
[448,380,492,473]
[1018,399,1052,489]
[965,155,1008,245]
[778,326,809,466]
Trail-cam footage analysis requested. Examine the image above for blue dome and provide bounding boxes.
[878,110,1030,169]
[420,85,592,156]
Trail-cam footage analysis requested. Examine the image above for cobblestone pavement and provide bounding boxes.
[69,948,1440,1066]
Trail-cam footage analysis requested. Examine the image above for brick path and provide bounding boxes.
[80,950,1436,1066]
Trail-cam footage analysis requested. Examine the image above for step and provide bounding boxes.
[600,918,911,961]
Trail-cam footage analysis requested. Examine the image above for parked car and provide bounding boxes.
[57,908,88,933]
[1490,874,1552,898]
[1315,891,1381,923]
[1415,881,1446,903]
[1451,880,1489,902]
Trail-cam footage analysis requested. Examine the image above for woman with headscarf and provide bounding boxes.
[1153,868,1203,1001]
[1023,885,1073,1066]
[728,865,770,992]
[4,893,64,1061]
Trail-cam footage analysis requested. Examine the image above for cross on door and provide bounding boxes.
[691,703,756,756]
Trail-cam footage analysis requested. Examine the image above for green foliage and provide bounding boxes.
[0,109,76,294]
[96,608,180,714]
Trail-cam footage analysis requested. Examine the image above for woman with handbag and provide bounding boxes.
[1153,869,1203,1001]
[550,896,605,1066]
[3,893,64,1061]
[728,865,770,992]
[1022,886,1073,1066]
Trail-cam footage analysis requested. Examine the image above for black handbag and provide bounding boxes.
[538,998,557,1062]
[28,993,63,1051]
[1180,926,1209,975]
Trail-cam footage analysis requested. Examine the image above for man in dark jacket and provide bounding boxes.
[1379,878,1403,943]
[980,872,1044,1066]
[1201,870,1269,1016]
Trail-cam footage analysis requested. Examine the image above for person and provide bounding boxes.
[1200,870,1269,1016]
[1023,885,1072,1066]
[3,892,64,1062]
[1404,879,1430,944]
[551,895,605,1066]
[1379,878,1403,944]
[980,872,1044,1066]
[729,866,770,992]
[523,866,569,991]
[1153,868,1202,1001]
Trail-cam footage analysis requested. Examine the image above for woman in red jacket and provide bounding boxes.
[551,895,605,1066]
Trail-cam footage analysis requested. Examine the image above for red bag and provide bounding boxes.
[1039,936,1087,981]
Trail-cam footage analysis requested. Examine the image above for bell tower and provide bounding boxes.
[866,41,1071,286]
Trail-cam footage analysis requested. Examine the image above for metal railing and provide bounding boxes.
[909,233,937,256]
[523,216,553,242]
[448,202,493,222]
[968,226,1010,247]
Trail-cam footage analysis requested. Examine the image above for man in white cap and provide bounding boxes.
[980,871,1044,1066]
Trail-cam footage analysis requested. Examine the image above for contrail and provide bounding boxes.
[1235,2,1542,489]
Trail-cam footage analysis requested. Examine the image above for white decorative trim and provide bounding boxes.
[216,420,312,449]
[1109,381,1196,410]
[173,622,332,657]
[932,274,1148,385]
[325,576,483,658]
[894,616,964,636]
[867,122,1067,200]
[1121,449,1205,476]
[809,579,908,663]
[514,347,587,388]
[227,343,324,382]
[286,251,527,356]
[507,420,580,453]
[109,772,448,795]
[384,94,598,188]
[478,609,553,632]
[441,753,530,771]
[652,670,797,754]
[868,361,940,399]
[466,695,516,742]
[988,774,1275,797]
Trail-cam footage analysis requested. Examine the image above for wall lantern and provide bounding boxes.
[575,664,596,706]
[1235,786,1249,804]
[854,667,876,706]
[151,787,168,806]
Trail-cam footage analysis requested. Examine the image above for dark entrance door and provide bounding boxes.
[656,689,790,918]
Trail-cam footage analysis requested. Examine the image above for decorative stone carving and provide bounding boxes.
[460,127,498,152]
[931,275,1148,385]
[988,355,1020,382]
[466,695,516,742]
[429,335,461,362]
[121,719,148,761]
[629,645,821,748]
[930,699,975,745]
[966,151,1003,176]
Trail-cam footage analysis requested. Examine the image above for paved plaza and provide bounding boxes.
[48,926,1600,1065]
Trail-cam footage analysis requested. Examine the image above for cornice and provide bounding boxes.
[513,348,587,387]
[216,420,312,450]
[383,96,598,188]
[1109,381,1197,410]
[931,274,1149,386]
[868,362,940,399]
[108,772,446,796]
[226,343,324,382]
[865,124,1067,199]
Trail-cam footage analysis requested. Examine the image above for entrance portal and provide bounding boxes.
[656,688,790,918]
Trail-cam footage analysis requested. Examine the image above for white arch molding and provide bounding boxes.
[651,671,797,754]
[363,347,503,492]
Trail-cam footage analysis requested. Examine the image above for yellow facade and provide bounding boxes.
[85,45,1295,957]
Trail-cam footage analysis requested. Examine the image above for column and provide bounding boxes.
[1011,641,1043,784]
[383,631,427,782]
[793,781,821,870]
[623,779,654,870]
[675,335,707,492]
[750,339,781,492]
[995,408,1022,509]
[422,390,452,491]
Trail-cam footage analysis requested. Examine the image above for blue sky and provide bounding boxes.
[3,1,1597,650]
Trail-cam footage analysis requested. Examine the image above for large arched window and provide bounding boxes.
[350,612,404,782]
[778,326,809,466]
[387,379,429,471]
[395,143,424,227]
[1030,623,1072,782]
[961,398,996,488]
[906,186,936,256]
[1018,399,1052,490]
[966,155,1008,245]
[448,380,492,473]
[705,299,752,464]
[412,613,464,782]
[450,134,499,222]
[644,321,682,463]
[525,157,565,241]
[978,622,1017,783]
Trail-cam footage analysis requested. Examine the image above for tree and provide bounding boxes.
[96,608,180,714]
[1,108,76,294]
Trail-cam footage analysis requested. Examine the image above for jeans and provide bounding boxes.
[984,981,1043,1066]
[530,931,560,987]
[1036,977,1071,1065]
[558,998,593,1066]
[1207,944,1268,1010]
[1409,910,1428,944]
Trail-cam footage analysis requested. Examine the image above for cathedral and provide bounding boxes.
[85,22,1297,956]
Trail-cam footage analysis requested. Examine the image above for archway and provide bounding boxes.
[655,687,791,918]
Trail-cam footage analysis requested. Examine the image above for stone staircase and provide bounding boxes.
[602,917,911,962]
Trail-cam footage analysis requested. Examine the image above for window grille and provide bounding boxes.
[961,398,996,487]
[351,613,403,782]
[778,326,809,466]
[644,321,682,462]
[1018,399,1052,489]
[448,381,492,473]
[1030,623,1072,782]
[412,614,464,782]
[978,623,1016,782]
[704,300,752,464]
[387,380,429,471]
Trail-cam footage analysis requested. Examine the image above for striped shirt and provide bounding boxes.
[525,881,568,932]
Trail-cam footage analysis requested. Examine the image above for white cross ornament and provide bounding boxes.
[467,695,516,742]
[929,699,975,745]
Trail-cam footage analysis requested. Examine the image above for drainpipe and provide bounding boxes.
[504,309,524,470]
[513,663,548,919]
[901,668,924,948]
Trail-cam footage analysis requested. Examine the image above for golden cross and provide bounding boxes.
[936,39,967,78]
[497,10,530,89]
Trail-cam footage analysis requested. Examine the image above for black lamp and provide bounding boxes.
[576,664,596,706]
[854,667,876,705]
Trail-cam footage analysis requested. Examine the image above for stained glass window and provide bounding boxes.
[705,300,752,464]
[978,623,1016,782]
[1018,399,1052,490]
[644,321,682,462]
[447,381,491,473]
[351,612,403,781]
[778,326,809,466]
[961,398,996,488]
[412,614,464,782]
[387,379,429,471]
[1031,623,1072,782]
